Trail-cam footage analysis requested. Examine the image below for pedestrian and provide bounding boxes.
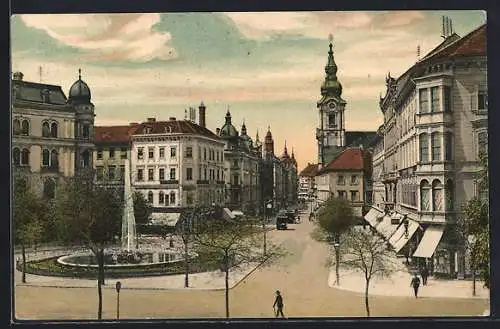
[16,256,20,267]
[420,265,429,286]
[410,274,421,298]
[273,290,285,318]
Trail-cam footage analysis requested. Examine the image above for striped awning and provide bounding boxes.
[364,207,384,227]
[389,220,421,253]
[375,215,398,239]
[412,226,445,258]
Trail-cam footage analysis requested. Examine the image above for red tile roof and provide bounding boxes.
[317,147,365,174]
[133,120,221,140]
[94,125,137,144]
[300,163,319,177]
[425,24,486,61]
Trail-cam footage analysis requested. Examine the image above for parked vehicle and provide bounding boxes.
[276,214,288,230]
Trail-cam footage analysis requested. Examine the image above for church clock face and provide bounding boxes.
[328,102,336,109]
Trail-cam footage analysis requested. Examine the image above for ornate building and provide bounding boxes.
[12,69,95,197]
[365,24,487,277]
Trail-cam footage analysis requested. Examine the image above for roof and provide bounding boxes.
[12,80,68,105]
[299,163,318,177]
[133,120,221,140]
[94,125,137,145]
[424,24,486,61]
[317,147,365,174]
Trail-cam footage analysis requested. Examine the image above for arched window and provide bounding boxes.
[328,113,336,127]
[432,179,443,211]
[81,150,90,168]
[419,133,429,162]
[445,180,454,211]
[170,191,176,205]
[13,148,20,166]
[431,132,441,161]
[21,120,30,136]
[159,191,165,205]
[21,148,30,166]
[51,150,58,168]
[42,122,51,137]
[147,191,154,204]
[444,132,453,161]
[420,180,431,211]
[43,178,56,199]
[13,119,21,135]
[42,149,50,166]
[50,122,58,138]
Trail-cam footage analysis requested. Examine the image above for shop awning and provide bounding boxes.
[412,226,445,258]
[364,207,384,227]
[389,220,420,253]
[150,212,181,226]
[375,215,398,239]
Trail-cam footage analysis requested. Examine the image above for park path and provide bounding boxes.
[14,211,489,319]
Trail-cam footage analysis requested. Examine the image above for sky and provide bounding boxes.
[10,11,486,171]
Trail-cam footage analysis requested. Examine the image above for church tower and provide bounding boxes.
[316,36,346,167]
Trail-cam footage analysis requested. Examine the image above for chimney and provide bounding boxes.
[147,117,156,123]
[13,72,24,81]
[169,117,176,121]
[199,101,206,128]
[216,128,220,135]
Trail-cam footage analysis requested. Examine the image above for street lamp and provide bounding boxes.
[333,234,341,286]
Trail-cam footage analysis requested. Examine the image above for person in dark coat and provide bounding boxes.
[420,266,429,286]
[273,290,285,318]
[410,274,421,298]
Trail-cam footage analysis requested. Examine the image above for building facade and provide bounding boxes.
[369,24,487,277]
[12,70,95,197]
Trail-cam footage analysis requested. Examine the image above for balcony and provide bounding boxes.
[159,179,179,185]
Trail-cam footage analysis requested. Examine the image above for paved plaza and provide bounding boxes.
[14,212,489,320]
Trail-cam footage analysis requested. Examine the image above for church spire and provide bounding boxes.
[321,35,343,98]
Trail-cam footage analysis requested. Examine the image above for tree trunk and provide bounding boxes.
[21,242,26,283]
[96,249,104,320]
[225,266,230,318]
[335,247,340,285]
[365,279,370,317]
[263,221,267,256]
[472,263,477,297]
[184,242,189,288]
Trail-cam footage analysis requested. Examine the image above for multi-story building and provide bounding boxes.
[366,24,487,277]
[299,163,319,201]
[367,126,385,209]
[130,110,226,212]
[315,147,371,218]
[11,69,95,197]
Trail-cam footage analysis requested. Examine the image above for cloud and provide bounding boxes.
[19,14,177,62]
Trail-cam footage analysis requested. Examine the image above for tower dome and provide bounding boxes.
[240,122,253,149]
[220,110,239,138]
[321,42,343,98]
[68,68,92,104]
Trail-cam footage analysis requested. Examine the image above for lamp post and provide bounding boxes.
[115,281,122,320]
[333,234,340,285]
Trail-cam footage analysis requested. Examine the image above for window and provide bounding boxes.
[203,148,207,160]
[148,168,154,181]
[159,147,165,158]
[204,168,207,180]
[137,169,144,181]
[338,190,347,199]
[148,147,154,159]
[96,166,104,181]
[431,132,441,161]
[186,147,192,158]
[216,151,219,162]
[50,122,58,138]
[199,147,201,160]
[13,119,20,135]
[432,180,443,211]
[170,147,176,157]
[186,168,193,180]
[97,148,103,160]
[445,180,454,211]
[233,175,239,185]
[328,113,336,127]
[137,147,144,160]
[148,191,154,204]
[419,88,429,113]
[444,86,452,112]
[121,148,127,159]
[419,133,429,162]
[170,192,176,205]
[120,165,125,180]
[444,132,453,161]
[13,148,20,166]
[337,175,345,185]
[350,175,358,185]
[159,191,165,205]
[22,120,30,136]
[478,131,488,156]
[478,91,488,110]
[21,149,30,166]
[83,124,90,139]
[430,86,440,112]
[42,122,51,137]
[159,168,165,181]
[108,147,115,159]
[170,168,176,180]
[420,180,431,211]
[350,190,359,202]
[108,166,116,180]
[50,150,58,168]
[42,149,50,166]
[217,169,220,181]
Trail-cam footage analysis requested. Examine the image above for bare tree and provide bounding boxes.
[341,227,400,317]
[176,206,200,288]
[192,215,284,318]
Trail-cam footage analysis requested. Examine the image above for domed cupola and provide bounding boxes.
[219,109,239,138]
[68,68,92,104]
[239,121,253,149]
[321,40,343,98]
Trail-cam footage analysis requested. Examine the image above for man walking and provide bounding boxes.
[273,290,285,318]
[410,274,421,298]
[420,265,429,286]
